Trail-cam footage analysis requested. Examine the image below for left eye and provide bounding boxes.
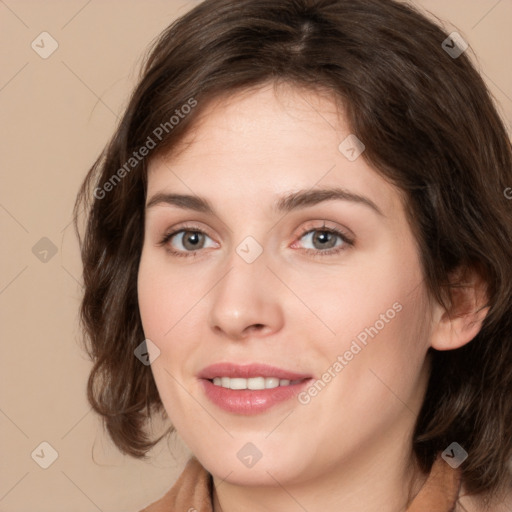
[300,229,340,250]
[293,226,354,255]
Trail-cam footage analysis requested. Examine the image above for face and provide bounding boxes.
[137,82,435,487]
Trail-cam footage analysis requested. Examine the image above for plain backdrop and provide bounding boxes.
[1,1,511,511]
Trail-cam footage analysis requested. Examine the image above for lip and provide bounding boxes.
[197,362,312,381]
[198,363,313,415]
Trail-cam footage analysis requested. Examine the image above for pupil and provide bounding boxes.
[185,232,201,249]
[314,231,334,249]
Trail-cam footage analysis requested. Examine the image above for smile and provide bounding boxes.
[210,376,305,390]
[198,362,313,414]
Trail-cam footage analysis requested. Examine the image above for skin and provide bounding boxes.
[137,82,488,512]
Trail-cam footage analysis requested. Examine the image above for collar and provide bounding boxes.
[140,452,462,512]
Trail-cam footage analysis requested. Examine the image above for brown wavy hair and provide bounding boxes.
[74,0,512,501]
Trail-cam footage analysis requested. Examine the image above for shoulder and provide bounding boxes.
[138,456,212,512]
[457,483,512,512]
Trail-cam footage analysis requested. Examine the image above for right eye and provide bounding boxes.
[158,225,217,257]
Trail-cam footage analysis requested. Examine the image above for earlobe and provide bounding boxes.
[429,266,490,352]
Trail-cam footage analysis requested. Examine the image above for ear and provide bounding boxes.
[430,265,490,351]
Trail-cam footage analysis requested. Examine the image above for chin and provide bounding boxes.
[198,448,310,487]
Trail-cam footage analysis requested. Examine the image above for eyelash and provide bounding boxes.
[157,222,355,259]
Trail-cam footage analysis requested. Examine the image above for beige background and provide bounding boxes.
[1,1,511,511]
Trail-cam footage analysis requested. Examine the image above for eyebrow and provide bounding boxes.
[145,187,385,217]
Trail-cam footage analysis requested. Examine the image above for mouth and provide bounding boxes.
[197,362,313,415]
[197,362,312,381]
[207,376,307,390]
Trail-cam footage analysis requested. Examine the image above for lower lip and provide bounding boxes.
[200,378,312,415]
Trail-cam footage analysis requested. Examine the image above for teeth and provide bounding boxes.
[262,377,279,389]
[211,376,301,390]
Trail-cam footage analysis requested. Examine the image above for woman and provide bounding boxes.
[74,0,512,510]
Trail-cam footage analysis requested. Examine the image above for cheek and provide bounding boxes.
[137,255,201,420]
[137,251,208,391]
[307,244,431,402]
[306,288,431,451]
[137,249,200,339]
[137,259,166,339]
[332,278,432,414]
[308,251,424,345]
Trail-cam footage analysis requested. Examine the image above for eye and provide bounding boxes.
[157,223,217,257]
[293,223,354,257]
[157,222,354,258]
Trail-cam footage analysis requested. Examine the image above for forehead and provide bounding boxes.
[146,83,402,218]
[151,82,343,168]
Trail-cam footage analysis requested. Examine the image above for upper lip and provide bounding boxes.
[198,363,312,381]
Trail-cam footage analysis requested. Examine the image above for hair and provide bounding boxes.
[74,0,512,502]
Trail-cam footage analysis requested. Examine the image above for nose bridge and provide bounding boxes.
[208,242,282,338]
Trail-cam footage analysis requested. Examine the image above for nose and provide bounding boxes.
[208,254,284,341]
